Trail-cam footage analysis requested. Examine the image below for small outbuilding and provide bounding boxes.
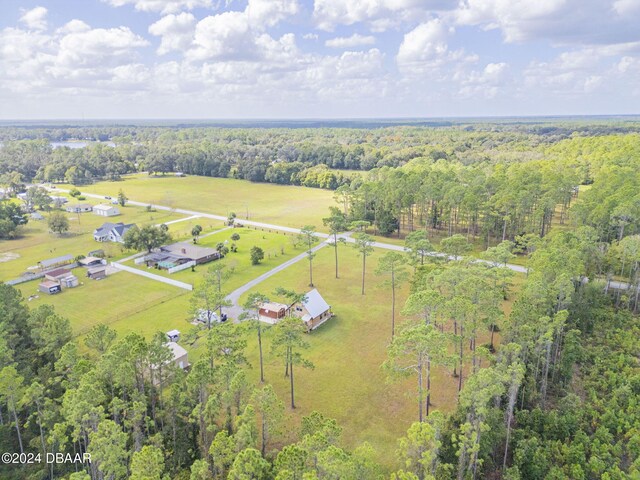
[93,204,120,217]
[166,330,180,342]
[44,267,79,288]
[258,302,289,324]
[39,280,61,295]
[78,256,105,267]
[39,254,74,270]
[87,266,107,280]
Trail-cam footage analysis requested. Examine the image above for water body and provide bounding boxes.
[51,141,115,149]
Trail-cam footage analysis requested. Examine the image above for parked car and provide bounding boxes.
[104,196,112,199]
[195,309,221,325]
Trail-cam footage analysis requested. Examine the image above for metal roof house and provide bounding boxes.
[291,289,333,331]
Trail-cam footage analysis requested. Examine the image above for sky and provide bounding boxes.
[0,0,639,119]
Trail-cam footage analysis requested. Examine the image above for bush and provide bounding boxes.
[77,195,86,201]
[250,246,264,265]
[231,233,240,241]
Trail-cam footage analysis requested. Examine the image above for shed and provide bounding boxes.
[87,266,107,280]
[258,302,289,324]
[93,204,120,217]
[39,281,61,295]
[78,256,104,267]
[166,330,180,342]
[45,267,72,282]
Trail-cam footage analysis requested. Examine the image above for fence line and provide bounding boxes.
[110,262,193,290]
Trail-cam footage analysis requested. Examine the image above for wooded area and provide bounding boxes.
[1,121,639,479]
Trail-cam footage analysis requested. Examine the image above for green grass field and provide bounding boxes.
[124,226,314,291]
[16,271,187,336]
[0,203,186,280]
[13,237,518,470]
[59,173,336,230]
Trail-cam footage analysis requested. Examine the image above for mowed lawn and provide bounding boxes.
[60,173,336,230]
[124,226,314,291]
[16,271,187,335]
[0,202,186,281]
[230,246,504,468]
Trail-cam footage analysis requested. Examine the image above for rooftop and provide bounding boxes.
[302,289,331,318]
[162,242,218,260]
[94,204,118,210]
[45,267,72,277]
[39,254,74,268]
[166,342,187,360]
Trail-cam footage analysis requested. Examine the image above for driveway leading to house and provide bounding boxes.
[224,239,332,320]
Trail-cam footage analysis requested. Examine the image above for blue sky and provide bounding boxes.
[0,0,639,119]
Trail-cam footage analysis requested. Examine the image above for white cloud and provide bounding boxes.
[456,62,508,98]
[303,33,319,40]
[188,12,254,61]
[325,33,376,48]
[149,13,196,55]
[19,6,48,31]
[613,0,640,16]
[246,0,300,28]
[454,0,640,46]
[0,22,150,95]
[102,0,212,14]
[396,19,475,75]
[313,0,457,31]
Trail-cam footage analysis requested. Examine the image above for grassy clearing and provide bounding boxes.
[12,217,522,469]
[0,203,186,280]
[59,173,336,230]
[16,271,186,335]
[124,226,314,292]
[229,246,514,468]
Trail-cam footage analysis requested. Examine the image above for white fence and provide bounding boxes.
[134,256,147,265]
[110,262,193,290]
[168,261,196,274]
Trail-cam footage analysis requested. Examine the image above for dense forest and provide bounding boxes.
[1,122,640,479]
[1,227,639,479]
[1,123,640,243]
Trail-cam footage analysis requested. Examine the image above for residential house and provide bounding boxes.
[160,242,221,265]
[39,281,61,295]
[93,222,135,243]
[291,289,333,331]
[166,342,189,370]
[93,204,120,217]
[50,195,68,205]
[66,203,93,213]
[143,242,221,272]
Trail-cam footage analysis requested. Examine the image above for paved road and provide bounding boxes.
[46,186,622,290]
